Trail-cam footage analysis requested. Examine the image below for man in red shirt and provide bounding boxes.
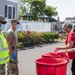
[56,23,75,75]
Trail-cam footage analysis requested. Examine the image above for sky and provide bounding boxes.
[46,0,75,21]
[8,0,75,21]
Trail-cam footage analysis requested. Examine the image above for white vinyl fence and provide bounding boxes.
[3,20,51,32]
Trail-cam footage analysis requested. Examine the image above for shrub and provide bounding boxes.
[17,32,24,42]
[43,32,50,42]
[17,31,59,47]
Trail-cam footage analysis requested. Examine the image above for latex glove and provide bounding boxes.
[11,53,17,60]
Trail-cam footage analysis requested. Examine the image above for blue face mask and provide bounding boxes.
[0,24,5,30]
[15,24,19,29]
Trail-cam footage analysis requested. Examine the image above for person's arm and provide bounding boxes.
[66,48,75,52]
[6,32,14,54]
[57,41,74,50]
[56,32,75,51]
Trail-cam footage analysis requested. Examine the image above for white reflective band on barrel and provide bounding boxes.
[0,56,8,61]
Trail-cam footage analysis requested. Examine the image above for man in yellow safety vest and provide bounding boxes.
[0,15,9,75]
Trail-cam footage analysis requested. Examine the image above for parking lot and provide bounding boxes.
[18,42,72,75]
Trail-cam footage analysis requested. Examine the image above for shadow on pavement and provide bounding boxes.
[18,41,64,51]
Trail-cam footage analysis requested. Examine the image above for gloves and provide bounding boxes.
[11,53,17,60]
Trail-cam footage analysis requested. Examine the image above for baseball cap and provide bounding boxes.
[0,16,7,24]
[11,19,20,24]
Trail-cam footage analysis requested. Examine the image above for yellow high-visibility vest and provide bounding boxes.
[0,33,9,64]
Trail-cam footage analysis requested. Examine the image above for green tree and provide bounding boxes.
[18,0,46,20]
[30,0,46,21]
[18,0,31,19]
[44,6,58,17]
[18,4,26,19]
[18,0,58,20]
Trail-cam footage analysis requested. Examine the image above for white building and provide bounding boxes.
[0,0,18,19]
[64,17,75,25]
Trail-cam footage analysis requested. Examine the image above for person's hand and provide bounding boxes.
[53,48,59,54]
[11,53,17,60]
[64,49,68,53]
[56,46,62,50]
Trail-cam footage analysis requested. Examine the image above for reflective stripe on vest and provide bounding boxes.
[0,38,8,52]
[0,56,9,64]
[0,48,8,52]
[0,56,8,61]
[1,33,8,48]
[0,33,9,64]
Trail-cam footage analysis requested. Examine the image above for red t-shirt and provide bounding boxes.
[65,32,75,48]
[65,32,75,59]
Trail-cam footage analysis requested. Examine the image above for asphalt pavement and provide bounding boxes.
[18,42,72,75]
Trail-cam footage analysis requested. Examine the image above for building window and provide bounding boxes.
[13,7,15,18]
[55,25,57,30]
[5,5,16,19]
[8,6,12,19]
[5,5,7,17]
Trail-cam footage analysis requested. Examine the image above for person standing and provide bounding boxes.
[0,15,9,75]
[6,19,20,75]
[55,23,75,75]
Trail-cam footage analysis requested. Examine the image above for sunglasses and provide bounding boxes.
[0,21,7,24]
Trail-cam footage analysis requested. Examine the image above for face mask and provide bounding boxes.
[15,24,19,29]
[0,24,5,30]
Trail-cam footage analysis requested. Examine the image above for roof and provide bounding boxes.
[49,17,57,22]
[22,13,32,17]
[38,13,49,18]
